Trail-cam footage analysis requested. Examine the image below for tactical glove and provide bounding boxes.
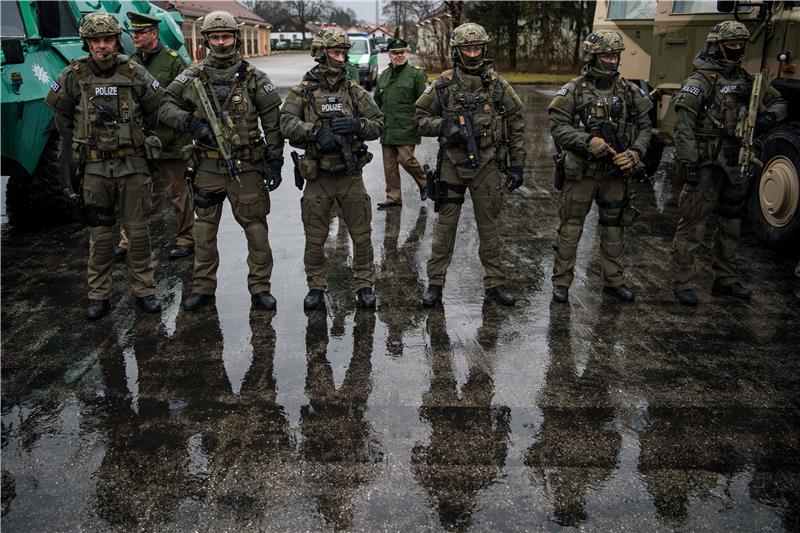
[439,118,462,145]
[683,164,700,187]
[755,112,776,137]
[505,166,524,192]
[587,136,610,158]
[613,149,641,171]
[185,116,217,148]
[63,186,80,206]
[331,116,362,136]
[315,127,338,152]
[264,158,283,192]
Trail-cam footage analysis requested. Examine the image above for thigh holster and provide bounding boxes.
[193,186,227,209]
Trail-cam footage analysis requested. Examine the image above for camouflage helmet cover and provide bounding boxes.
[706,20,750,43]
[201,10,240,34]
[80,13,122,39]
[450,23,489,47]
[318,28,351,49]
[581,30,625,56]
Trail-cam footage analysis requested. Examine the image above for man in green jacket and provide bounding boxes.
[115,11,195,261]
[373,38,428,209]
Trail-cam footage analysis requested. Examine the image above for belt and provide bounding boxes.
[202,147,256,160]
[86,147,143,161]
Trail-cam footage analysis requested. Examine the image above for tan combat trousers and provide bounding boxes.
[118,158,194,249]
[83,172,155,299]
[301,172,375,290]
[381,144,427,204]
[426,163,506,289]
[552,177,627,288]
[191,169,272,295]
[671,165,748,290]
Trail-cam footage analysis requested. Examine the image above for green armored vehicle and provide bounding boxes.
[593,0,800,244]
[1,0,189,223]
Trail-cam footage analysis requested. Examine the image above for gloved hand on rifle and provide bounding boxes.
[331,116,362,136]
[613,149,641,171]
[439,118,462,145]
[683,164,700,187]
[185,115,217,148]
[587,136,610,158]
[755,111,776,137]
[505,166,524,192]
[264,158,283,192]
[315,127,338,152]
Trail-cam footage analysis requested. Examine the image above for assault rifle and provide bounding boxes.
[451,93,483,169]
[577,102,647,183]
[735,72,764,179]
[190,78,242,187]
[322,110,358,173]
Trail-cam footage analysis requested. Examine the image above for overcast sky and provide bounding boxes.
[334,1,385,24]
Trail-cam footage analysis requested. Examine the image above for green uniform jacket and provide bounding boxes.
[374,62,427,145]
[673,53,787,169]
[45,54,162,177]
[131,42,192,159]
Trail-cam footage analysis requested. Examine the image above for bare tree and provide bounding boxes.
[283,0,333,40]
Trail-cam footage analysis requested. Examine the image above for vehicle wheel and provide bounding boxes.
[748,122,800,245]
[10,133,74,225]
[643,135,665,177]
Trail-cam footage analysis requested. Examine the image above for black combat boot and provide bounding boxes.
[422,284,443,307]
[183,293,215,311]
[712,281,752,300]
[674,289,698,306]
[304,289,325,310]
[485,285,516,306]
[136,295,161,313]
[356,287,377,308]
[603,284,635,302]
[86,299,110,320]
[168,245,193,259]
[251,291,277,310]
[552,285,569,303]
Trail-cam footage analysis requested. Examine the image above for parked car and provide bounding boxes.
[346,33,378,90]
[274,40,289,51]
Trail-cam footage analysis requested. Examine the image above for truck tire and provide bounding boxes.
[748,122,800,245]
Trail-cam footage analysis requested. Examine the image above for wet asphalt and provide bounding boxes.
[2,53,800,531]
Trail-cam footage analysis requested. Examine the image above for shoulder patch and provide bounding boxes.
[680,85,702,97]
[412,65,421,70]
[263,82,275,94]
[151,79,160,90]
[175,73,189,84]
[556,85,569,97]
[50,80,61,92]
[168,50,178,57]
[423,85,433,94]
[71,63,80,71]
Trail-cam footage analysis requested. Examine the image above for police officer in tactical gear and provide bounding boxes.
[374,38,429,209]
[280,29,384,310]
[114,11,195,262]
[159,10,284,311]
[548,30,652,304]
[46,13,163,320]
[416,23,526,307]
[670,21,787,306]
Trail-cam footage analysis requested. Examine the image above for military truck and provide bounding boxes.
[593,0,800,245]
[1,0,189,223]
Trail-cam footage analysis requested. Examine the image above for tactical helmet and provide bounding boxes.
[80,13,122,53]
[201,10,240,35]
[581,30,625,62]
[705,20,749,64]
[310,28,350,61]
[450,23,489,48]
[706,20,750,44]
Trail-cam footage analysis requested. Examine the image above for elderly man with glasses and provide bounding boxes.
[373,38,429,210]
[114,11,195,262]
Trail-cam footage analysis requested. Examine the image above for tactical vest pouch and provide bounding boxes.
[180,144,199,167]
[144,135,163,160]
[299,154,319,181]
[355,149,373,170]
